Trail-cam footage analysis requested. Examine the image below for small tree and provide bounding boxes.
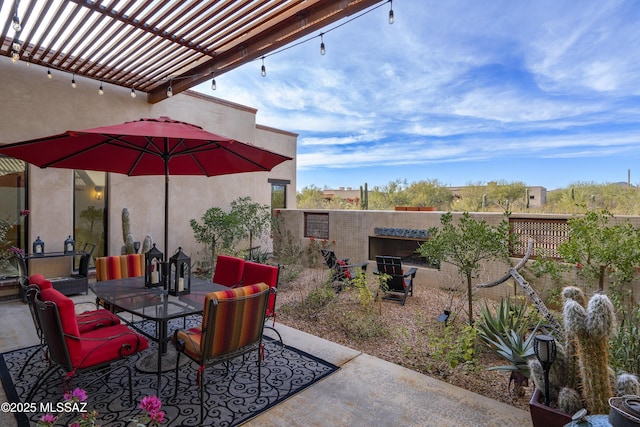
[189,207,238,273]
[417,212,512,323]
[230,196,271,260]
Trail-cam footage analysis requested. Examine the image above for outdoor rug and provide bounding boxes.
[0,318,339,426]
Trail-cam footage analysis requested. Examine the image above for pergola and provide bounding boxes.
[1,0,386,103]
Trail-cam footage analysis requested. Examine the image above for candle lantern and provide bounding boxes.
[144,244,164,288]
[168,247,191,296]
[33,236,45,256]
[64,235,75,254]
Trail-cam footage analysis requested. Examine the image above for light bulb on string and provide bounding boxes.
[388,0,394,24]
[261,57,266,77]
[12,14,21,32]
[47,69,52,79]
[320,34,326,55]
[130,86,136,98]
[71,74,77,88]
[211,75,216,91]
[98,82,104,95]
[166,82,173,97]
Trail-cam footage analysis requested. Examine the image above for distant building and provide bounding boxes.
[448,185,547,208]
[322,187,361,205]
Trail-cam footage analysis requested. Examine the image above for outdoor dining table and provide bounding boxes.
[89,276,226,394]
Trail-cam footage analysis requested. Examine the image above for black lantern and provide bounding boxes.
[533,334,557,406]
[144,244,164,288]
[32,236,45,256]
[168,247,191,296]
[64,235,75,254]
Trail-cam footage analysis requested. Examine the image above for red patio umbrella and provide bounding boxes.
[0,116,292,254]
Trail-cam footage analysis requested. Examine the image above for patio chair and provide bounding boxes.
[321,249,368,283]
[173,283,272,423]
[95,253,145,311]
[212,255,245,288]
[242,261,282,344]
[26,287,148,403]
[374,256,417,306]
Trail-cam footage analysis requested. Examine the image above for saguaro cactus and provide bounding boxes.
[121,207,152,254]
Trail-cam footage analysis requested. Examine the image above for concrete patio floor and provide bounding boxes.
[0,293,532,427]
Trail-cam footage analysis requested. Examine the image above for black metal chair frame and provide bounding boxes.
[320,249,368,283]
[173,286,273,423]
[26,290,142,405]
[374,255,417,306]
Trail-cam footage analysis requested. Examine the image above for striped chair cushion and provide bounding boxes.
[95,254,145,281]
[176,283,269,359]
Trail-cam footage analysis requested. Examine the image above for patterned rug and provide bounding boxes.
[0,319,338,426]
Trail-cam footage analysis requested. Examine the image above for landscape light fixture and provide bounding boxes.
[533,334,557,406]
[437,309,451,325]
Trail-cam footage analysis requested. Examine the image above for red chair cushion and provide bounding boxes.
[75,310,121,333]
[29,274,51,290]
[242,262,278,317]
[39,287,81,361]
[75,325,148,369]
[212,255,244,288]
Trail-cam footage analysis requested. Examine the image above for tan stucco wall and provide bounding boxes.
[276,209,640,305]
[0,56,296,276]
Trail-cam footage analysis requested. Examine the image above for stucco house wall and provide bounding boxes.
[0,56,296,279]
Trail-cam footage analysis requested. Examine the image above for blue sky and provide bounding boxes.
[196,0,640,191]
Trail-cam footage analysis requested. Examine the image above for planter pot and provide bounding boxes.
[529,388,572,427]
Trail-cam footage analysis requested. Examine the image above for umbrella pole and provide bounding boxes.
[164,159,169,257]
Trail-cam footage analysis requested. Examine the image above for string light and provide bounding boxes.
[11,40,20,62]
[12,1,22,32]
[71,74,77,88]
[21,1,391,97]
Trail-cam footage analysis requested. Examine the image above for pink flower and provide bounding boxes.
[64,387,87,402]
[139,395,162,413]
[38,413,57,426]
[149,410,166,423]
[19,209,30,216]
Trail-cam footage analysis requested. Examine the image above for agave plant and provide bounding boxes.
[476,298,541,396]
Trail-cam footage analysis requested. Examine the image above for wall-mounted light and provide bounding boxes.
[95,185,104,200]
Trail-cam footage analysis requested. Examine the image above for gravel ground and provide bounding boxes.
[274,267,533,412]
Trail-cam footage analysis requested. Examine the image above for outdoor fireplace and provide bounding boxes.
[368,228,436,268]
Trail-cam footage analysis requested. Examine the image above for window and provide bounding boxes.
[269,179,289,210]
[304,212,329,239]
[0,156,27,278]
[74,170,107,261]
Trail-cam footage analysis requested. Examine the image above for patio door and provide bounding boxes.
[74,170,107,262]
[0,156,27,279]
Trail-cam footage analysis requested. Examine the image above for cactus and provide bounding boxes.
[121,208,152,254]
[563,289,615,414]
[528,286,638,415]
